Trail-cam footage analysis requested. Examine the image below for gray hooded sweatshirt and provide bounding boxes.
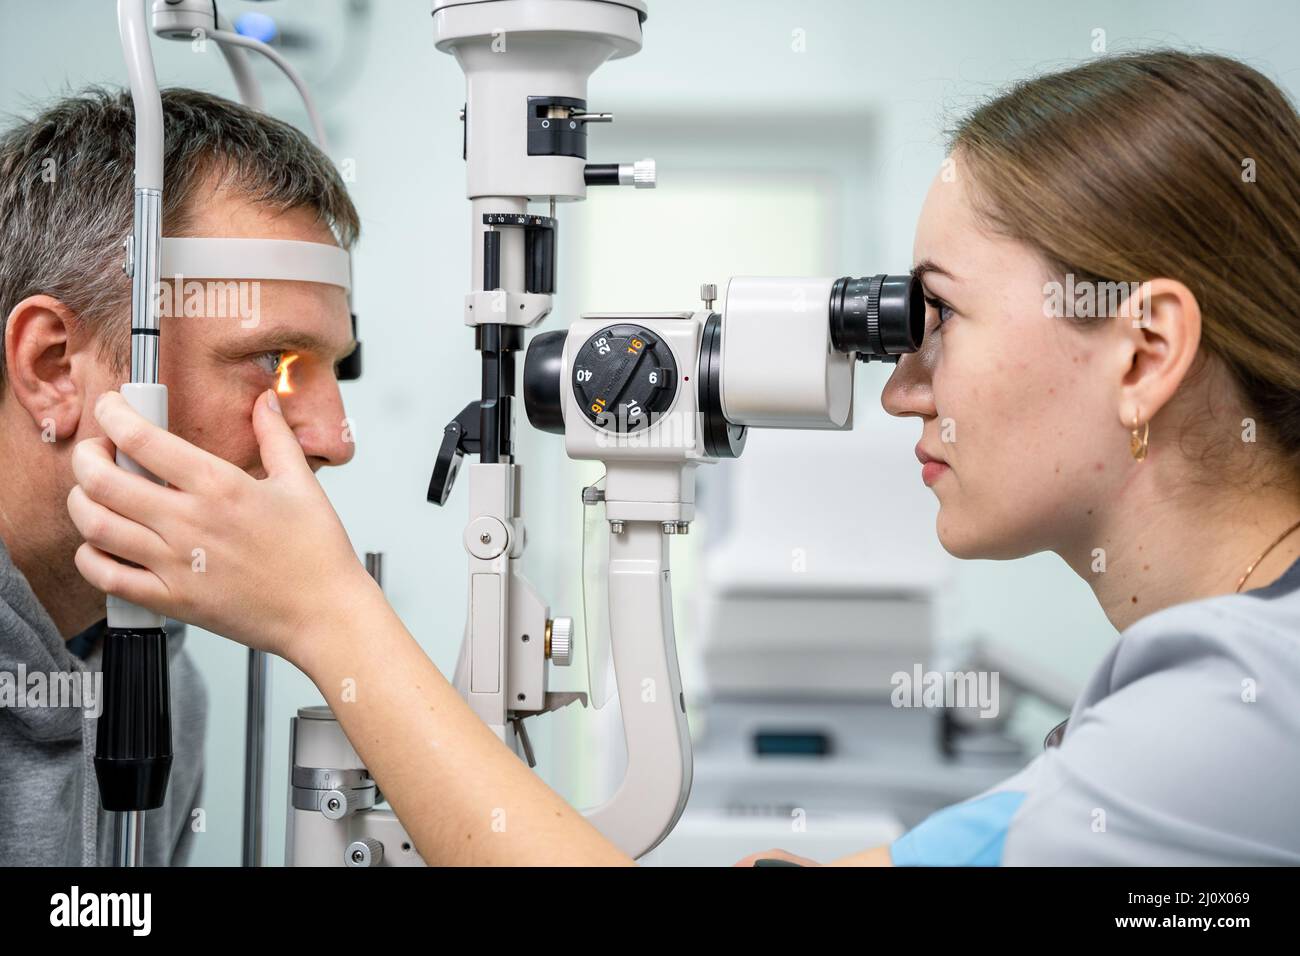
[0,537,206,866]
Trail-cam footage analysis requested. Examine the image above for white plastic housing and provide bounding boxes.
[150,0,215,38]
[560,311,711,522]
[433,0,646,201]
[561,311,706,463]
[720,276,856,429]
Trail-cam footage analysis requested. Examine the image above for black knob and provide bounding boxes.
[523,330,567,435]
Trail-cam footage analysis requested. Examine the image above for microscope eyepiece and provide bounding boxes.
[829,273,924,362]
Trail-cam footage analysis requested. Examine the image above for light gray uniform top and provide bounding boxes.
[891,554,1300,865]
[0,537,206,866]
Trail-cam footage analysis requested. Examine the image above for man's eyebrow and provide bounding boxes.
[230,329,357,362]
[911,258,958,283]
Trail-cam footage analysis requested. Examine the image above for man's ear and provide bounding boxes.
[1116,278,1203,430]
[3,294,94,440]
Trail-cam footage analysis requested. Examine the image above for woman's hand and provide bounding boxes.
[68,390,638,867]
[732,847,822,867]
[67,388,375,664]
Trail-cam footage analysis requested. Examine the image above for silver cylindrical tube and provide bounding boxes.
[130,187,163,384]
[115,810,145,867]
[365,552,385,588]
[242,648,269,867]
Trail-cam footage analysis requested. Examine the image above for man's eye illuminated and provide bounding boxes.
[253,351,283,376]
[275,353,300,394]
[253,351,300,394]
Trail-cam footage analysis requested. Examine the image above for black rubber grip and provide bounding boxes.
[94,626,173,812]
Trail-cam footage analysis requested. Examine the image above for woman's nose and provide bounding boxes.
[881,347,937,420]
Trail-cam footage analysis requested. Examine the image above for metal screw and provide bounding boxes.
[480,532,491,543]
[610,520,625,534]
[662,522,678,535]
[700,283,717,309]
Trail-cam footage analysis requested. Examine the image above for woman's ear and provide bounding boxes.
[1116,278,1203,429]
[3,294,93,441]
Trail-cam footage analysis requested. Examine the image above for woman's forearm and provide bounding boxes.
[292,577,634,866]
[828,845,893,866]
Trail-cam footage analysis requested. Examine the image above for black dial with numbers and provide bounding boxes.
[571,324,678,433]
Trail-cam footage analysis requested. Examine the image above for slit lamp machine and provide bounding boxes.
[102,0,924,866]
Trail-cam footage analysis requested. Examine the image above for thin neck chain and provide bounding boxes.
[1235,517,1300,593]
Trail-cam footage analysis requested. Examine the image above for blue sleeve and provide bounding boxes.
[889,790,1028,866]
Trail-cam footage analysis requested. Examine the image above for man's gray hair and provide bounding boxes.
[0,86,359,389]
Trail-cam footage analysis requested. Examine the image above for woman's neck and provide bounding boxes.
[1062,455,1300,632]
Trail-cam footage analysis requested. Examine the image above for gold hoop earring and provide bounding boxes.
[1130,411,1149,462]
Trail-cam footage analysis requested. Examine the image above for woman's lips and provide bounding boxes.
[915,443,950,486]
[921,461,950,486]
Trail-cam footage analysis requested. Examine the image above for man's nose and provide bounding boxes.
[284,377,355,469]
[880,341,937,420]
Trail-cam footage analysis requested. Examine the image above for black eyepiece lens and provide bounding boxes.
[829,273,925,361]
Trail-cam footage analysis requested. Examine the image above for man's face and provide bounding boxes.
[156,183,356,477]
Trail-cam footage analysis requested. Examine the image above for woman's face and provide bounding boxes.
[881,163,1130,560]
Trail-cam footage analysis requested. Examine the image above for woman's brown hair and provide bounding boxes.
[951,50,1300,482]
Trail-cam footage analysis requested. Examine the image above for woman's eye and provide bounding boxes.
[925,296,954,327]
[253,351,283,375]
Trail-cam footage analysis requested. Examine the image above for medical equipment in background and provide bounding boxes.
[105,0,357,867]
[643,591,1029,865]
[286,0,924,864]
[640,627,1077,865]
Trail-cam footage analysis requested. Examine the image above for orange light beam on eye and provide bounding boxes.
[275,353,300,395]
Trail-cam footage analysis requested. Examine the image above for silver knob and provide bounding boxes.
[662,521,678,535]
[320,788,355,820]
[632,157,656,188]
[610,520,625,534]
[548,618,574,666]
[700,283,717,309]
[345,838,384,868]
